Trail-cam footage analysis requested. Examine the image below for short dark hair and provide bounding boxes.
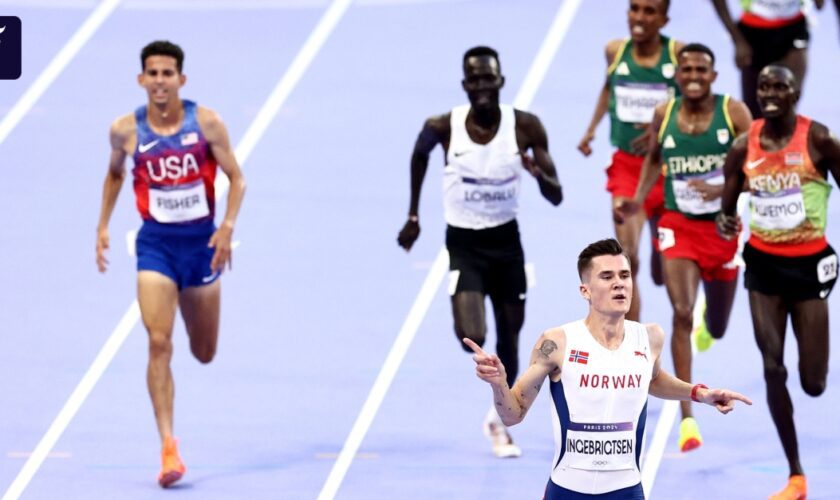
[463,46,500,72]
[141,40,184,73]
[678,42,715,66]
[577,238,628,280]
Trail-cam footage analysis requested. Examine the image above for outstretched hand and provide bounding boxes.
[697,387,753,415]
[463,338,507,387]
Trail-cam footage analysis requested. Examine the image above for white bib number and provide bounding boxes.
[565,430,636,472]
[614,83,670,123]
[149,181,209,223]
[672,172,723,215]
[750,190,807,231]
[817,254,838,284]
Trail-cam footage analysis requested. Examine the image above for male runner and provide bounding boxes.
[397,46,562,457]
[578,0,683,321]
[617,43,752,452]
[717,65,839,500]
[711,0,827,118]
[466,238,751,499]
[95,40,246,487]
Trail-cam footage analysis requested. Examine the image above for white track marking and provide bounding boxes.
[315,2,584,499]
[0,2,350,499]
[0,0,120,147]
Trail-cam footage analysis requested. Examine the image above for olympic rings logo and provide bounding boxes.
[591,460,609,467]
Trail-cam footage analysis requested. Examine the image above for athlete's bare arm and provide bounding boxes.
[397,114,450,251]
[688,97,753,201]
[96,114,136,273]
[197,106,246,274]
[516,110,563,206]
[711,0,752,69]
[646,323,752,413]
[465,328,565,426]
[809,121,840,186]
[578,39,623,157]
[716,135,749,240]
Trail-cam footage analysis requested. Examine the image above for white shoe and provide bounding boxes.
[483,408,522,458]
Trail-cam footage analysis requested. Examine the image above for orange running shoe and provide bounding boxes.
[157,436,186,488]
[769,475,806,500]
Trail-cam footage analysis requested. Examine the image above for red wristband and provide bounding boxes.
[691,384,708,403]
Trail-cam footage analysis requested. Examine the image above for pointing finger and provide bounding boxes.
[462,338,486,355]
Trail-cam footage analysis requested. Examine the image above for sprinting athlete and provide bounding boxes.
[718,65,840,500]
[95,40,246,487]
[578,0,684,321]
[397,46,562,457]
[617,43,752,452]
[466,238,751,499]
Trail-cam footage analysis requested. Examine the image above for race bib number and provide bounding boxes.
[565,422,636,472]
[614,82,670,123]
[458,176,520,216]
[750,190,807,231]
[817,254,838,284]
[672,172,723,215]
[149,181,209,223]
[658,227,675,251]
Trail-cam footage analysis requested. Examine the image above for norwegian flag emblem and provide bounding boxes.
[569,349,589,365]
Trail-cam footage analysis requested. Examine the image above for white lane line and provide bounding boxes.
[0,2,350,499]
[0,0,120,148]
[315,2,584,499]
[641,193,751,497]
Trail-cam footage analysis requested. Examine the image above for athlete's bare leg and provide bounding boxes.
[647,214,664,286]
[790,297,829,397]
[490,297,525,387]
[613,200,646,321]
[701,277,739,339]
[749,291,803,476]
[740,65,761,119]
[779,48,807,100]
[453,291,487,351]
[663,258,702,419]
[179,280,221,364]
[138,271,180,443]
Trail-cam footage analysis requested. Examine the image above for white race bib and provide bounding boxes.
[149,180,209,223]
[614,83,670,123]
[750,190,807,231]
[817,254,838,284]
[452,175,520,217]
[564,423,637,472]
[672,171,724,215]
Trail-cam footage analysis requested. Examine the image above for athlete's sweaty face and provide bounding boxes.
[138,55,185,106]
[580,254,633,316]
[675,51,716,101]
[756,66,798,119]
[462,55,504,112]
[627,0,668,43]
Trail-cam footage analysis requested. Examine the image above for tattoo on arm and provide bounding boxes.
[538,340,558,358]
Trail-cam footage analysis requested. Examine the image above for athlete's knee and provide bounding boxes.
[801,375,826,397]
[763,361,788,385]
[456,324,486,352]
[148,332,173,359]
[190,341,215,364]
[671,304,694,332]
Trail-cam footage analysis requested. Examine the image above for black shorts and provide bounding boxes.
[445,219,526,303]
[743,242,837,301]
[738,17,809,70]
